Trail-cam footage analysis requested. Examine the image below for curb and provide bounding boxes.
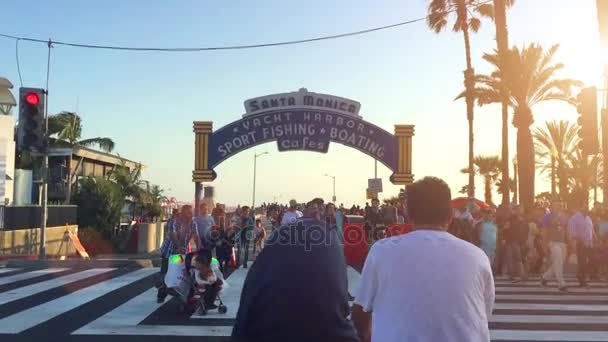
[6,258,156,269]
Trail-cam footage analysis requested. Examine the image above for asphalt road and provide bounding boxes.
[1,257,608,341]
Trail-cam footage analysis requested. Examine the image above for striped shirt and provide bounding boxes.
[160,219,199,257]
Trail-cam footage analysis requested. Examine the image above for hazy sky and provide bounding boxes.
[0,0,604,206]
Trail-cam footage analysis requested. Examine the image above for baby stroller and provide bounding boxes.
[166,251,228,316]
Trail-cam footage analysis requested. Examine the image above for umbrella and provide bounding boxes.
[451,197,490,210]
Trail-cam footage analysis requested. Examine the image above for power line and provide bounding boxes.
[0,0,492,52]
[15,39,23,87]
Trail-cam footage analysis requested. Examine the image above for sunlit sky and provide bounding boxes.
[0,0,605,206]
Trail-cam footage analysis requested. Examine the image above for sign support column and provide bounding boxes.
[391,125,415,185]
[193,121,213,214]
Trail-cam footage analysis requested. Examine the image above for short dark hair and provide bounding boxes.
[406,177,452,226]
[197,249,213,267]
[241,206,250,211]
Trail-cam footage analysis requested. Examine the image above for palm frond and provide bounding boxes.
[78,137,115,153]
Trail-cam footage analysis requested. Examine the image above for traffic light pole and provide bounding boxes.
[39,40,52,259]
[603,67,608,204]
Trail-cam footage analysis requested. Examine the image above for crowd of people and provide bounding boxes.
[154,176,608,341]
[449,200,608,291]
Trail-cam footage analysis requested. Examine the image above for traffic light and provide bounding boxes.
[576,87,599,156]
[17,87,45,152]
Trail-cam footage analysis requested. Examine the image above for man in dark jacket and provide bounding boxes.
[232,201,358,342]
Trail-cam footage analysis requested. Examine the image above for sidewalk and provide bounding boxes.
[1,252,160,269]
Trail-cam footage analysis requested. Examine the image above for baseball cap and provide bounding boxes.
[289,199,297,208]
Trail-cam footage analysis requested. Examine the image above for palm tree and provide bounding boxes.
[566,148,599,208]
[49,111,116,204]
[468,43,582,210]
[427,0,494,198]
[108,161,145,219]
[461,155,501,205]
[533,120,579,200]
[488,0,515,205]
[48,111,115,152]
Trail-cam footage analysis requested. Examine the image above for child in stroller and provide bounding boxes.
[180,249,228,316]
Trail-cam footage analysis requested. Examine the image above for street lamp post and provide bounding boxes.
[252,152,268,212]
[324,174,336,203]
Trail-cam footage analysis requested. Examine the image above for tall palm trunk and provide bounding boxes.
[516,109,535,211]
[494,0,510,205]
[484,176,493,206]
[550,155,557,198]
[462,16,476,199]
[557,159,568,199]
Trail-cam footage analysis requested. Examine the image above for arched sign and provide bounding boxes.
[193,89,414,186]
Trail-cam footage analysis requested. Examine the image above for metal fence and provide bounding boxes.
[0,205,78,230]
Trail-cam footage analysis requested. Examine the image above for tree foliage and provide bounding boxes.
[73,177,123,235]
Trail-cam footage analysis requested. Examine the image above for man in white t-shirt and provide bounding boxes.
[281,199,302,225]
[352,176,495,342]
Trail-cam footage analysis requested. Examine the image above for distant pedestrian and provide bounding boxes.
[541,215,569,291]
[195,203,215,250]
[236,206,254,268]
[280,199,302,225]
[252,219,266,259]
[569,204,596,287]
[475,208,497,266]
[352,177,494,342]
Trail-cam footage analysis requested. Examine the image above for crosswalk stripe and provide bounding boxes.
[491,329,608,341]
[490,314,608,324]
[0,268,115,306]
[74,287,233,336]
[494,303,608,311]
[0,268,20,275]
[0,268,67,286]
[0,268,157,334]
[496,294,608,301]
[495,287,608,294]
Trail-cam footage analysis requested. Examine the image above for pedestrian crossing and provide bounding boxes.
[0,265,608,341]
[491,275,608,342]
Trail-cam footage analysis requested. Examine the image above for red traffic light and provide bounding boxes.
[25,92,40,106]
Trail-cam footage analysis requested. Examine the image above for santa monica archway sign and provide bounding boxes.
[192,88,414,192]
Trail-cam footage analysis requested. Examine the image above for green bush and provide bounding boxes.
[73,177,123,236]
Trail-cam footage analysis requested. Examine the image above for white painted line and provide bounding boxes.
[0,268,157,334]
[73,288,164,334]
[0,268,67,286]
[0,268,20,275]
[77,324,232,336]
[491,330,608,341]
[0,268,115,306]
[495,286,608,294]
[496,294,608,301]
[494,303,608,311]
[490,314,608,324]
[74,287,232,337]
[347,266,360,297]
[191,263,250,319]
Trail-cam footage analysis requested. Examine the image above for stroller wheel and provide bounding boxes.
[218,304,227,314]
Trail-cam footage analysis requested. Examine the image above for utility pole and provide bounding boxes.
[494,0,511,206]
